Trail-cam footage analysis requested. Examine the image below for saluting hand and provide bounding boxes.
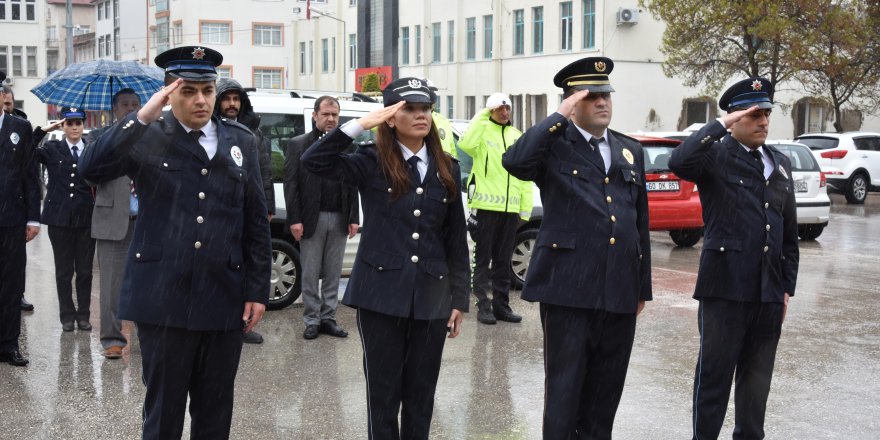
[356,101,406,131]
[136,78,183,124]
[557,89,591,118]
[41,119,65,133]
[720,105,761,128]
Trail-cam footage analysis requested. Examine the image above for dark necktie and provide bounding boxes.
[749,149,762,161]
[407,156,421,184]
[588,137,605,165]
[71,145,79,159]
[189,129,204,144]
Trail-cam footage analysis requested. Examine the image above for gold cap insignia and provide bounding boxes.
[752,80,763,91]
[595,61,607,73]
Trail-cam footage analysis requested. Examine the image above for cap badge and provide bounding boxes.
[752,80,763,91]
[595,61,607,73]
[407,79,422,89]
[70,107,78,113]
[191,47,206,60]
[231,146,243,166]
[622,148,634,165]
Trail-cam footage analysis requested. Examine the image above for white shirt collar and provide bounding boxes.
[398,142,429,163]
[572,123,608,145]
[66,139,84,150]
[178,118,215,135]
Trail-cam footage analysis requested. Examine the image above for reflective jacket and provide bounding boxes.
[459,108,532,219]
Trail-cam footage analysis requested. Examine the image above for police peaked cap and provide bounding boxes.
[383,77,436,107]
[719,77,774,111]
[60,107,86,120]
[554,56,616,93]
[154,46,223,81]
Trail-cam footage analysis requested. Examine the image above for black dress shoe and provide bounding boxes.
[303,324,319,340]
[20,297,34,311]
[493,303,523,323]
[319,320,349,338]
[0,350,29,366]
[62,321,75,332]
[243,330,264,344]
[77,320,92,331]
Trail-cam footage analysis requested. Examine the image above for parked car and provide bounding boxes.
[795,131,880,204]
[766,141,831,240]
[633,135,704,247]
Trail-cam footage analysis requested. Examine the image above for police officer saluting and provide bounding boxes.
[503,57,652,438]
[79,46,271,439]
[669,78,798,440]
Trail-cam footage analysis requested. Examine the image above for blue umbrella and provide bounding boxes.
[31,59,164,111]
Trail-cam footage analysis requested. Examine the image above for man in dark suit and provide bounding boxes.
[34,108,96,332]
[669,78,799,440]
[0,71,40,366]
[502,57,652,438]
[79,46,271,439]
[284,96,359,340]
[87,89,141,358]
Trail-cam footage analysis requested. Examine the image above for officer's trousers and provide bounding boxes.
[0,226,25,353]
[47,225,95,324]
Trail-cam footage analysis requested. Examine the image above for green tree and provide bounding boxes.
[361,73,381,93]
[793,1,880,132]
[641,0,801,94]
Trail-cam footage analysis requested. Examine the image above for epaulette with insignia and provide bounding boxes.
[219,117,254,135]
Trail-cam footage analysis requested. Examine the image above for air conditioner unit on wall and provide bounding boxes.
[2,76,13,86]
[617,7,640,25]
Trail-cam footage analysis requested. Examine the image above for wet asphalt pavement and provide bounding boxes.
[1,193,878,439]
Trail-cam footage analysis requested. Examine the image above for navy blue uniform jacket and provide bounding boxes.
[0,114,40,227]
[79,111,271,330]
[301,128,470,320]
[502,113,652,314]
[669,120,798,302]
[36,140,94,228]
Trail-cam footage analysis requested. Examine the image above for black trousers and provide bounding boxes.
[0,226,25,353]
[137,322,244,440]
[471,209,519,306]
[356,308,448,440]
[47,225,95,323]
[540,304,637,440]
[692,298,783,440]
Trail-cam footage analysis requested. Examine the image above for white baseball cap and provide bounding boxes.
[485,93,512,110]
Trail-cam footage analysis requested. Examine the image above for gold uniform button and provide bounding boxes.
[611,215,616,222]
[442,198,447,203]
[604,177,610,184]
[411,255,419,263]
[412,233,420,240]
[549,127,557,133]
[387,187,392,193]
[556,122,562,127]
[609,237,616,245]
[197,216,204,224]
[764,245,769,252]
[201,168,208,176]
[194,241,202,249]
[606,196,612,203]
[199,192,206,200]
[573,169,578,175]
[552,243,558,249]
[416,187,424,195]
[766,180,770,186]
[413,210,421,217]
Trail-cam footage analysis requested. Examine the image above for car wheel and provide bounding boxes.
[510,228,538,290]
[798,224,825,241]
[267,238,302,311]
[845,172,868,204]
[669,228,703,247]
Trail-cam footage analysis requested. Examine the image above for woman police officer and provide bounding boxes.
[301,77,469,440]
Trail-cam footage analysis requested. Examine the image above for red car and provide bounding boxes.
[632,135,704,247]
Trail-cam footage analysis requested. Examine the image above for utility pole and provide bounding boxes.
[65,0,74,65]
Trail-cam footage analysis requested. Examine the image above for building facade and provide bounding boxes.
[1,0,47,125]
[94,0,148,63]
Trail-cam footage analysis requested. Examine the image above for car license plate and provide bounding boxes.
[647,181,680,192]
[795,180,808,193]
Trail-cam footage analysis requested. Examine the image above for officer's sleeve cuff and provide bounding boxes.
[340,120,364,138]
[26,221,40,227]
[715,117,727,129]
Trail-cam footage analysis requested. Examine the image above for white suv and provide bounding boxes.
[766,141,831,240]
[795,132,880,204]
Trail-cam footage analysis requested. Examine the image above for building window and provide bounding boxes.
[217,66,232,79]
[513,9,524,56]
[447,20,454,62]
[415,25,421,64]
[349,0,356,5]
[97,2,104,21]
[332,36,336,72]
[465,96,476,119]
[446,95,454,119]
[685,99,712,127]
[200,21,231,45]
[98,35,105,57]
[532,7,544,54]
[308,40,314,73]
[0,47,6,74]
[348,33,357,69]
[400,26,409,65]
[466,17,476,60]
[582,0,596,48]
[173,21,182,45]
[254,68,282,89]
[483,15,493,59]
[11,46,22,76]
[321,38,329,72]
[299,42,306,75]
[155,0,168,13]
[560,2,573,51]
[253,24,282,47]
[432,22,441,63]
[511,95,524,128]
[0,0,36,22]
[795,100,831,135]
[26,46,36,77]
[156,16,169,53]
